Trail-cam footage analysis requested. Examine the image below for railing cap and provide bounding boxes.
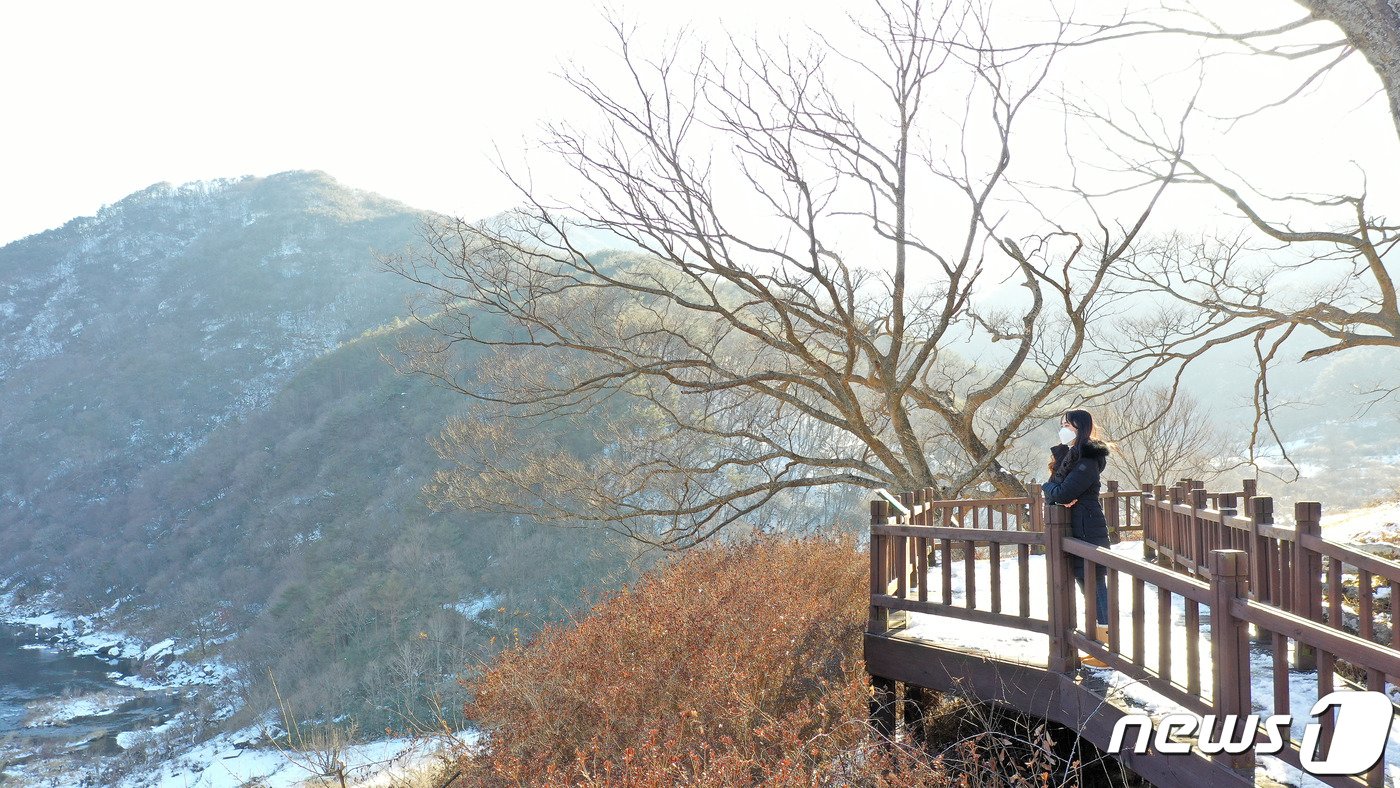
[1209,549,1248,577]
[873,488,911,516]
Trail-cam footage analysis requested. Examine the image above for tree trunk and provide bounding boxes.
[1301,0,1400,141]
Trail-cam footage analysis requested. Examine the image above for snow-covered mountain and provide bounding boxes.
[0,174,644,777]
[0,171,429,524]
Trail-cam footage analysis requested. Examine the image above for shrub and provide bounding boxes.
[453,533,968,785]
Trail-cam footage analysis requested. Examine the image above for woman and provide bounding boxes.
[1042,409,1112,669]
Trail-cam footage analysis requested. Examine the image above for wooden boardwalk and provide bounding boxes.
[865,481,1400,787]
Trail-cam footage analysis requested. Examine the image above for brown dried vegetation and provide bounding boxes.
[450,534,1075,787]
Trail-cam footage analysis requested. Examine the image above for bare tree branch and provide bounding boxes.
[383,0,1192,549]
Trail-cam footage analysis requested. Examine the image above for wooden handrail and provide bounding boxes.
[1300,532,1400,583]
[869,480,1400,780]
[872,594,1051,633]
[1232,598,1400,679]
[871,524,1045,544]
[906,495,1034,507]
[873,481,1400,650]
[874,488,911,515]
[1062,539,1212,603]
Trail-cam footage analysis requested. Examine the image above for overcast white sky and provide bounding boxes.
[0,0,1394,247]
[0,1,847,245]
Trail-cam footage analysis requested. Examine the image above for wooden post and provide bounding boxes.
[1294,502,1323,670]
[869,498,907,633]
[1244,490,1262,606]
[1155,484,1170,567]
[1242,478,1257,518]
[1169,485,1184,573]
[915,489,930,602]
[900,491,915,594]
[1141,483,1156,561]
[1219,492,1239,554]
[869,499,888,634]
[1192,487,1208,579]
[924,487,938,566]
[1030,485,1045,532]
[1029,485,1046,556]
[940,504,954,603]
[1221,491,1264,645]
[1106,479,1120,544]
[1254,496,1275,605]
[1045,501,1077,672]
[1209,549,1254,774]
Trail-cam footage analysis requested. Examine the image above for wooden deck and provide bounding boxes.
[865,481,1400,787]
[865,633,1254,787]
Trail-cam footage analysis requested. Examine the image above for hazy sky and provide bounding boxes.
[1,0,1394,246]
[0,1,845,245]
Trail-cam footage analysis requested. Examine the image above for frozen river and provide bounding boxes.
[0,621,182,770]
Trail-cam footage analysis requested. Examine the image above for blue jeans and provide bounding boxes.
[1070,555,1110,625]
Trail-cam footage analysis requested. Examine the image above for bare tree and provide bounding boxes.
[1103,184,1399,467]
[942,2,1400,475]
[988,3,1387,138]
[264,673,356,788]
[1298,1,1400,141]
[385,0,1184,549]
[1070,55,1398,471]
[1096,386,1242,488]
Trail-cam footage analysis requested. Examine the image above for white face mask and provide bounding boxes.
[1058,426,1077,446]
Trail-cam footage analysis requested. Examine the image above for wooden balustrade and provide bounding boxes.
[1139,480,1400,669]
[868,492,1049,639]
[869,478,1400,784]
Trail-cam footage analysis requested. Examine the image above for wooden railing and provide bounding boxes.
[1141,479,1400,668]
[868,480,1400,786]
[868,490,1047,638]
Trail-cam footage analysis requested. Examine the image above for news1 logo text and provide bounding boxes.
[1108,690,1395,776]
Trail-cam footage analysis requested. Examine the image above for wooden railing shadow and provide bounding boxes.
[866,479,1400,787]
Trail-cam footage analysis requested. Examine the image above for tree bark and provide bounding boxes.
[1301,0,1400,140]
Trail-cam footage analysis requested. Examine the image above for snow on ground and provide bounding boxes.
[142,638,177,661]
[24,689,137,726]
[901,538,1400,787]
[119,725,481,788]
[0,582,481,787]
[0,582,252,784]
[0,584,151,661]
[0,584,239,689]
[1323,500,1400,554]
[114,654,238,692]
[447,592,501,622]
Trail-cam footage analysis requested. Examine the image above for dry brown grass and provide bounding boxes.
[449,533,1074,787]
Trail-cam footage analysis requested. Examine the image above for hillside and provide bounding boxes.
[133,322,644,725]
[0,174,653,782]
[0,171,429,576]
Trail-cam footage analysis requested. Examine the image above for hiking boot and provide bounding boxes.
[1080,624,1111,669]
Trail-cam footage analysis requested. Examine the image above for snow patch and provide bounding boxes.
[448,592,501,621]
[1322,499,1400,545]
[141,638,176,661]
[25,691,135,726]
[115,724,480,788]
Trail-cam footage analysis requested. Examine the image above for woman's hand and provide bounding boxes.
[1064,499,1078,508]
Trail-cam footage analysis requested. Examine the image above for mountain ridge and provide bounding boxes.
[0,171,649,752]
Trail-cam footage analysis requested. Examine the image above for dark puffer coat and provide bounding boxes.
[1042,440,1111,545]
